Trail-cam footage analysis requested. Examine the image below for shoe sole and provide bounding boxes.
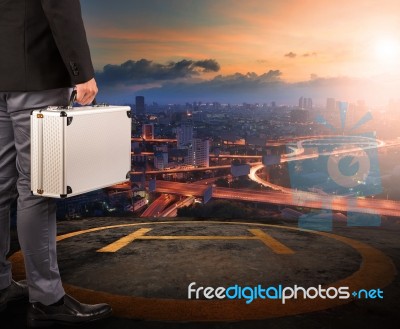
[27,308,113,328]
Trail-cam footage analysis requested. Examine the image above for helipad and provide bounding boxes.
[10,220,396,322]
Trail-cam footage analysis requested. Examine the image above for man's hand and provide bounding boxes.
[75,78,98,105]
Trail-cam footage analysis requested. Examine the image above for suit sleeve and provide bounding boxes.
[40,0,95,85]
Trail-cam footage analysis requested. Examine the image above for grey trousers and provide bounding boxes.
[0,88,71,305]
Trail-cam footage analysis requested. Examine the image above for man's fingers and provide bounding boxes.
[76,88,97,105]
[76,90,96,105]
[75,78,98,105]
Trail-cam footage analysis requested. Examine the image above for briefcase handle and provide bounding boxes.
[68,90,97,108]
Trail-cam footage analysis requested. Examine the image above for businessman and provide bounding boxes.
[0,0,112,326]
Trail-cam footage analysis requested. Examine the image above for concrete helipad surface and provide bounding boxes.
[3,217,400,328]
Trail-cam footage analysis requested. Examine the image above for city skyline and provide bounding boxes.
[81,0,400,106]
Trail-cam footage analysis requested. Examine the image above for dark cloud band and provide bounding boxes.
[96,58,220,86]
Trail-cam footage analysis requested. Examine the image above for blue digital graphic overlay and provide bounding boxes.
[287,103,382,230]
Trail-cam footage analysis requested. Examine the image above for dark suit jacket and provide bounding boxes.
[0,0,94,91]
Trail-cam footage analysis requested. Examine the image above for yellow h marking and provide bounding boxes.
[248,229,294,254]
[98,228,152,253]
[97,228,294,254]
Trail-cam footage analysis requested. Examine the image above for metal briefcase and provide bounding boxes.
[31,101,131,198]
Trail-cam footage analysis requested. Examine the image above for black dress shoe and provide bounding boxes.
[0,279,29,312]
[27,294,112,327]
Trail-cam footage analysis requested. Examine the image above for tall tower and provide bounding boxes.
[176,124,194,149]
[306,98,312,109]
[300,97,312,109]
[185,138,209,167]
[135,96,145,116]
[299,97,304,109]
[142,123,154,140]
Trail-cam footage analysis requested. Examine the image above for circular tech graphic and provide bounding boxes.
[10,221,395,322]
[327,147,371,188]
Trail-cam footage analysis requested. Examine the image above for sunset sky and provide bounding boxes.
[80,0,400,105]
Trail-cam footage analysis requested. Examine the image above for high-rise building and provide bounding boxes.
[176,124,193,149]
[185,138,209,167]
[299,97,312,109]
[306,98,312,109]
[154,145,168,170]
[136,96,145,116]
[142,123,154,140]
[337,101,348,130]
[347,102,358,128]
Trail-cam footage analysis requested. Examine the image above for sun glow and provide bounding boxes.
[374,37,400,61]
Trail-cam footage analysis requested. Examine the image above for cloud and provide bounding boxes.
[284,52,297,58]
[128,69,291,103]
[94,58,399,106]
[210,70,282,86]
[194,59,221,72]
[144,70,283,98]
[96,68,287,103]
[284,51,317,59]
[303,52,317,57]
[96,58,220,86]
